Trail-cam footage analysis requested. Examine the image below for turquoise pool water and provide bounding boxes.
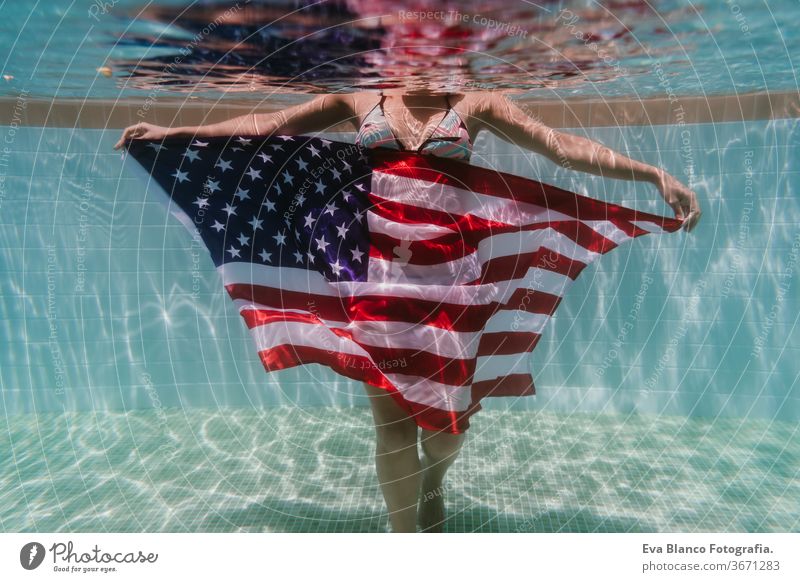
[0,118,798,531]
[2,408,797,532]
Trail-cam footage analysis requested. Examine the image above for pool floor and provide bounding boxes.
[1,407,797,533]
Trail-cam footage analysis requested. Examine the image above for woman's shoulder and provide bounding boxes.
[446,91,517,134]
[347,91,383,114]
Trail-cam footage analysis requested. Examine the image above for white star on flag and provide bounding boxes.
[215,158,233,172]
[315,235,330,253]
[172,169,189,183]
[350,247,364,263]
[183,148,201,162]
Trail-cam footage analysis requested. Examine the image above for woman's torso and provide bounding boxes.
[354,93,473,161]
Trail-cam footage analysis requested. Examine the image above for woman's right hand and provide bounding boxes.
[114,122,173,150]
[655,170,702,233]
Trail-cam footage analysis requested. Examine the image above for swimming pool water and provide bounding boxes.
[2,407,797,532]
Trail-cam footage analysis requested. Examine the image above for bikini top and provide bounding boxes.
[355,93,472,161]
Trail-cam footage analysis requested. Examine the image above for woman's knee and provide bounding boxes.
[374,419,418,453]
[420,430,465,463]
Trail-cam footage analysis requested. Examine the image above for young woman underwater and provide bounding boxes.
[117,87,701,533]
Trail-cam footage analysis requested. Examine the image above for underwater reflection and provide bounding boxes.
[111,0,686,96]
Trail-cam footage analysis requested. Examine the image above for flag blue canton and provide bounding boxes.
[129,135,373,282]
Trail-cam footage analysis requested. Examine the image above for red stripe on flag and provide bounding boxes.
[368,203,621,263]
[471,374,535,399]
[368,149,683,231]
[467,248,587,284]
[240,307,543,356]
[477,331,541,355]
[237,308,322,327]
[368,197,459,233]
[226,283,563,331]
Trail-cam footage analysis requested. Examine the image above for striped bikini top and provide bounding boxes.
[355,93,472,161]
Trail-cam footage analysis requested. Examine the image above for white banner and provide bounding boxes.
[1,533,797,581]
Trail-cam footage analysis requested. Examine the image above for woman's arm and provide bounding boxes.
[470,92,702,232]
[114,93,356,149]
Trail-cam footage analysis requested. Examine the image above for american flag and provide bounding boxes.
[126,135,681,433]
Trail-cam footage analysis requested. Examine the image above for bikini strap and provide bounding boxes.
[360,92,385,126]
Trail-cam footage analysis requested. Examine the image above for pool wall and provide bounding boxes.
[1,117,797,421]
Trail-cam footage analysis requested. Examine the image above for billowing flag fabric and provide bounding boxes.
[126,135,681,433]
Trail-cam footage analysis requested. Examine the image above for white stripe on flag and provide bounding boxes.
[367,256,481,285]
[382,372,475,411]
[219,262,574,305]
[632,220,669,234]
[582,220,634,245]
[473,353,532,383]
[476,228,601,264]
[367,211,453,240]
[249,320,362,355]
[484,310,549,334]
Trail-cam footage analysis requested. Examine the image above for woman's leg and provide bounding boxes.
[363,382,422,533]
[417,428,466,532]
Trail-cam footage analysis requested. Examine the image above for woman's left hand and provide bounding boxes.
[656,171,702,232]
